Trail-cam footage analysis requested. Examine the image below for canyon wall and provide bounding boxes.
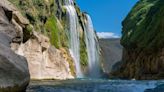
[7,0,101,79]
[99,38,122,74]
[111,0,164,80]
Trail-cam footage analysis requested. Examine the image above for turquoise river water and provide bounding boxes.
[26,79,164,92]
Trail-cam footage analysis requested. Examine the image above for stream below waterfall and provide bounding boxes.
[26,79,164,92]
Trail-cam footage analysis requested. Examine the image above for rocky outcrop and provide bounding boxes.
[6,0,77,79]
[99,38,122,74]
[111,0,164,79]
[0,1,30,91]
[12,32,74,80]
[0,42,30,92]
[0,0,29,43]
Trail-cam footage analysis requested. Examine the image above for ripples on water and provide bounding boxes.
[27,79,164,92]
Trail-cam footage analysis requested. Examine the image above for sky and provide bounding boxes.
[77,0,138,38]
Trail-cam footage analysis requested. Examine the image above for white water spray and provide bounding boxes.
[84,14,101,78]
[64,0,83,78]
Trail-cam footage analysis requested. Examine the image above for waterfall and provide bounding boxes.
[84,14,101,78]
[64,0,83,78]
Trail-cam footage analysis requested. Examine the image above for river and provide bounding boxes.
[26,79,164,92]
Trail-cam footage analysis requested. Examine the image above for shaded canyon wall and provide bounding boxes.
[111,0,164,80]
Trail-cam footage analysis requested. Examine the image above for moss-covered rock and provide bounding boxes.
[121,0,164,51]
[80,34,88,67]
[45,16,60,48]
[111,0,164,80]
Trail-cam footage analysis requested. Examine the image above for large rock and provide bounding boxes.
[0,0,29,44]
[0,1,30,91]
[0,33,11,47]
[12,32,74,80]
[111,0,164,79]
[0,6,17,39]
[0,0,29,26]
[0,43,30,92]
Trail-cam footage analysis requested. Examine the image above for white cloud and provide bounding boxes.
[97,32,120,39]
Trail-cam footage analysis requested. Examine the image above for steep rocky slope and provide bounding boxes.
[5,0,101,79]
[0,0,30,91]
[99,38,122,74]
[6,0,75,80]
[111,0,164,79]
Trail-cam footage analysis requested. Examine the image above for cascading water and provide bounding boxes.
[64,0,83,78]
[84,14,101,78]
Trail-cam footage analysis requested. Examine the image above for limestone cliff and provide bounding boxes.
[12,31,74,79]
[7,0,101,79]
[111,0,164,80]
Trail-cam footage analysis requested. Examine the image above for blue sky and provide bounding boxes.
[77,0,138,38]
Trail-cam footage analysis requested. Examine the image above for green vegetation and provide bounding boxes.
[74,5,89,68]
[25,25,33,32]
[9,0,91,75]
[80,34,88,67]
[45,16,60,48]
[45,16,69,48]
[23,25,33,42]
[112,0,164,80]
[8,0,56,30]
[121,0,164,52]
[67,55,76,76]
[9,0,68,49]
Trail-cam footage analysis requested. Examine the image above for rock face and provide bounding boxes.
[6,0,101,79]
[7,0,77,79]
[0,43,30,92]
[111,0,164,79]
[8,0,101,78]
[12,32,74,80]
[99,38,122,74]
[0,1,30,91]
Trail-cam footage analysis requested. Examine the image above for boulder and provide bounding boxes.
[0,33,11,47]
[0,43,30,92]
